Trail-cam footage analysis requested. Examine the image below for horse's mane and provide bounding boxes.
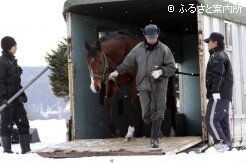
[87,30,136,59]
[98,30,136,42]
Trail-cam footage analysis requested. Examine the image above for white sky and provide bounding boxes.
[0,119,246,164]
[0,0,67,66]
[0,0,245,67]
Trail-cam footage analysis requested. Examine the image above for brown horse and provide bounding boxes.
[85,31,142,139]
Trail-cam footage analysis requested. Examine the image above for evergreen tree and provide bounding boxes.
[45,39,69,100]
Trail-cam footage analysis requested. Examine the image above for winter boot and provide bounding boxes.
[19,134,31,154]
[214,143,230,153]
[1,136,14,153]
[151,118,162,148]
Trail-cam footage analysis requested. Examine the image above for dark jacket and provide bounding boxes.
[206,47,233,100]
[0,51,25,104]
[117,41,176,91]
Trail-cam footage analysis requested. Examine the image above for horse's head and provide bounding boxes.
[85,40,109,93]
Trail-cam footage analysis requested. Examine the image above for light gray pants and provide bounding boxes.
[138,90,166,124]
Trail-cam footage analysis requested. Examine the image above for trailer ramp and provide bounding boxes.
[37,136,202,158]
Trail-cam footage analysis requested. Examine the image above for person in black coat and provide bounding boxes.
[203,32,233,152]
[0,36,30,154]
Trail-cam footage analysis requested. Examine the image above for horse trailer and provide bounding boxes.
[38,0,246,157]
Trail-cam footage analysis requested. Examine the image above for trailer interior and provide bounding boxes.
[37,0,205,157]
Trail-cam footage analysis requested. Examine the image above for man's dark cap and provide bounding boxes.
[203,32,224,43]
[143,24,160,39]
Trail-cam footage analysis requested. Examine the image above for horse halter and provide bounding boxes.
[89,50,109,82]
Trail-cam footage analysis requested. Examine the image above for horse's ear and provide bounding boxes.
[96,40,101,51]
[85,41,91,51]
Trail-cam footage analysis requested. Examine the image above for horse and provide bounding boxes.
[85,31,142,139]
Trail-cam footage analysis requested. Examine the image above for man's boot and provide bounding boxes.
[1,136,13,153]
[151,118,162,148]
[19,134,31,154]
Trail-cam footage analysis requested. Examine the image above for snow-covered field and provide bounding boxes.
[1,119,246,164]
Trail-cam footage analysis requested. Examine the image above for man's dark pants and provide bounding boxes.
[0,102,30,137]
[205,98,231,146]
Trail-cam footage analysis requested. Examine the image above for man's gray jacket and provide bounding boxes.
[116,41,176,91]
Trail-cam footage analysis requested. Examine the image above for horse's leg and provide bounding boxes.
[105,80,120,137]
[125,80,140,139]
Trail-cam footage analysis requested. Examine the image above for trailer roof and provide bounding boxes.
[63,0,246,25]
[63,0,199,34]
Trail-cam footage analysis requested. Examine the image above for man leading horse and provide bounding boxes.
[109,24,176,148]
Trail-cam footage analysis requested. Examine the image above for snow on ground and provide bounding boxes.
[1,119,246,164]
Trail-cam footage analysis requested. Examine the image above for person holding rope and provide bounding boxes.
[203,32,234,152]
[108,24,176,148]
[0,36,31,154]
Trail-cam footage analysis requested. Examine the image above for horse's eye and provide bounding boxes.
[99,61,103,65]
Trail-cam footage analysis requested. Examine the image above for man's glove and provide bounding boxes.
[108,71,119,81]
[212,93,221,101]
[19,92,28,103]
[151,70,162,79]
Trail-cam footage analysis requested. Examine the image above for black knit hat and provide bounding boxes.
[1,36,17,52]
